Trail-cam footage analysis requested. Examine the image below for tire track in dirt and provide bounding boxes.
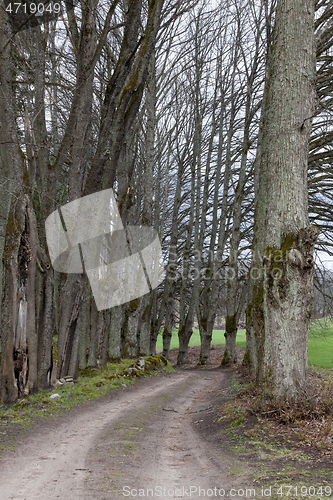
[0,370,241,500]
[84,370,239,499]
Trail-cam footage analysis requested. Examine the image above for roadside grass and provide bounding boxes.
[3,321,326,433]
[213,373,333,499]
[1,320,332,459]
[0,356,174,431]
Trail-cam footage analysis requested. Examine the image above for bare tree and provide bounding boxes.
[250,0,317,400]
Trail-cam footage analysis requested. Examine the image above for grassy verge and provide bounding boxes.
[210,371,333,499]
[0,356,174,430]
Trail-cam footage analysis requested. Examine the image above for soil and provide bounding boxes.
[0,346,332,500]
[162,344,246,370]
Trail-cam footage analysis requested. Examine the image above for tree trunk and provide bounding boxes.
[155,148,184,355]
[221,317,238,366]
[162,301,174,359]
[244,0,274,374]
[149,289,159,355]
[138,52,156,356]
[139,299,151,356]
[108,305,124,360]
[0,8,41,400]
[177,31,203,365]
[177,323,193,365]
[198,323,213,366]
[198,46,238,365]
[224,9,263,368]
[57,276,84,377]
[78,289,93,370]
[0,15,15,316]
[36,267,54,388]
[251,0,317,400]
[97,310,110,367]
[123,300,140,358]
[1,196,38,400]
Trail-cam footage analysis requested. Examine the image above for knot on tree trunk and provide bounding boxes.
[287,226,319,269]
[263,225,319,309]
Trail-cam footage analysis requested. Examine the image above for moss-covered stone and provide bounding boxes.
[80,367,100,378]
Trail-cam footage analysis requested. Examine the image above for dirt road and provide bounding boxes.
[0,370,246,500]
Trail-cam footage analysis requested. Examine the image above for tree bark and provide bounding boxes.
[138,52,156,356]
[177,322,193,365]
[245,0,274,374]
[108,305,124,360]
[251,0,317,400]
[123,299,140,358]
[162,299,174,359]
[0,9,39,400]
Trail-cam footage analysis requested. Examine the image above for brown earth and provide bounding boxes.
[163,344,245,369]
[0,345,332,500]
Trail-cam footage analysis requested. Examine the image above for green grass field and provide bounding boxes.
[156,323,333,369]
[308,321,333,368]
[155,329,247,351]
